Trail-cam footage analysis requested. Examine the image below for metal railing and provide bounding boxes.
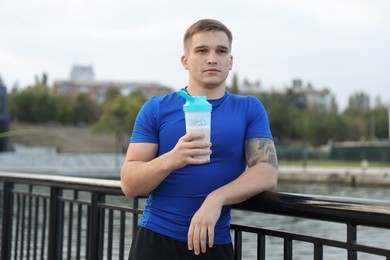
[1,172,389,260]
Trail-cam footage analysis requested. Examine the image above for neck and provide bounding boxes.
[186,84,225,100]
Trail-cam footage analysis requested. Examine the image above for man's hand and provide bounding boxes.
[168,132,212,169]
[187,195,222,255]
[121,132,212,197]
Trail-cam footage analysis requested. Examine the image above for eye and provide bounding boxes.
[217,49,228,54]
[197,48,207,54]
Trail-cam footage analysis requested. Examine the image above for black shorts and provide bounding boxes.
[128,226,234,260]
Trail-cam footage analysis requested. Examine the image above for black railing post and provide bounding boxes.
[87,192,104,260]
[233,230,242,260]
[1,181,14,260]
[48,186,63,260]
[347,223,357,260]
[314,244,323,260]
[132,197,139,240]
[258,234,266,260]
[284,238,293,260]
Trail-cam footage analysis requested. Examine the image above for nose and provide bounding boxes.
[207,52,218,64]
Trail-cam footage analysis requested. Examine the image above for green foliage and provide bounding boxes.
[74,93,101,124]
[228,72,239,94]
[344,92,370,116]
[9,81,56,123]
[54,95,76,124]
[371,106,389,139]
[104,87,121,103]
[8,73,101,125]
[92,91,147,147]
[253,83,388,146]
[6,71,389,148]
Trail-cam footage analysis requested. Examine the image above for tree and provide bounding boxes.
[344,92,370,116]
[371,105,389,140]
[261,91,303,141]
[74,93,101,124]
[92,91,147,152]
[8,77,57,123]
[104,87,121,103]
[228,72,239,94]
[54,95,76,124]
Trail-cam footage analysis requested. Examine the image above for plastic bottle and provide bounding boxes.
[177,89,212,160]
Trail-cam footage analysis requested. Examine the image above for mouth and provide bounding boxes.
[204,68,220,73]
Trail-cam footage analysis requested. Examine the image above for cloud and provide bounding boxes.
[0,0,389,109]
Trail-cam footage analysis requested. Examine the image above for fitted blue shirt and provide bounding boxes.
[130,90,272,244]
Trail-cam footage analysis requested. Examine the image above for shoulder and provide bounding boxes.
[226,92,265,111]
[145,91,183,106]
[227,92,262,104]
[142,91,183,110]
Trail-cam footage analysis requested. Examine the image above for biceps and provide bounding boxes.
[125,142,158,162]
[245,138,278,169]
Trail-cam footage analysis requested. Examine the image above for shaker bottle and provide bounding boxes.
[177,90,212,160]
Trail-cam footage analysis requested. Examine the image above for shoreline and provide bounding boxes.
[278,165,390,187]
[1,144,389,186]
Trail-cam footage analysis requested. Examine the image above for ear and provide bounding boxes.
[181,55,189,70]
[229,55,233,70]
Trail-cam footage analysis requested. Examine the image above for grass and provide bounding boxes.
[8,122,129,153]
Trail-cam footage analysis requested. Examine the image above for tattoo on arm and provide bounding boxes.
[245,138,278,169]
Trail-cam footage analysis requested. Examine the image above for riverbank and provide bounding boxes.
[1,145,389,186]
[4,123,390,186]
[8,123,127,153]
[279,165,390,187]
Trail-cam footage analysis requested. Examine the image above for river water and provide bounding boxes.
[1,147,389,259]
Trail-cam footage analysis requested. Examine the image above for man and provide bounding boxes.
[121,18,278,260]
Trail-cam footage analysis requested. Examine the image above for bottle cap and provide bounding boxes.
[177,90,212,112]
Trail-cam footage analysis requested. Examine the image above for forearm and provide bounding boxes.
[207,163,278,207]
[121,133,212,197]
[187,162,278,254]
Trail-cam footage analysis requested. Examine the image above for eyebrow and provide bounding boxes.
[193,45,230,51]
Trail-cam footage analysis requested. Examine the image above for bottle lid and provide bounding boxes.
[177,90,212,112]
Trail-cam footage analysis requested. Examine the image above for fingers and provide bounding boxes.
[181,132,206,142]
[200,225,207,253]
[176,133,212,165]
[188,223,214,255]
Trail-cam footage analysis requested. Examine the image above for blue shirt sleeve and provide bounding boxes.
[130,97,160,144]
[245,96,273,139]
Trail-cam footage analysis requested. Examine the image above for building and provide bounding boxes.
[290,79,334,112]
[53,65,173,103]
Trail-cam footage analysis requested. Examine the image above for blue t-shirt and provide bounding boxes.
[130,90,272,244]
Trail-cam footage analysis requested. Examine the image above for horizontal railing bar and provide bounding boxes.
[9,190,50,200]
[235,191,390,229]
[98,203,144,214]
[58,197,143,215]
[231,224,346,248]
[230,224,390,257]
[0,172,122,195]
[59,197,90,206]
[2,171,390,229]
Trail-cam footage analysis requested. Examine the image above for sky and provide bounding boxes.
[1,0,389,111]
